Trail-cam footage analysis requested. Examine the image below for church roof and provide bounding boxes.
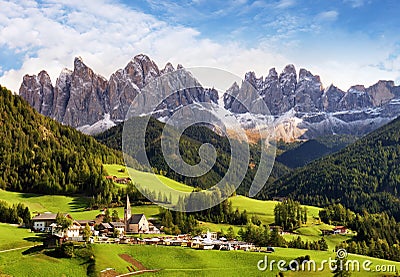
[130,214,146,224]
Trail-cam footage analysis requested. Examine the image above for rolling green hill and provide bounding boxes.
[261,116,400,220]
[0,85,123,195]
[95,117,291,195]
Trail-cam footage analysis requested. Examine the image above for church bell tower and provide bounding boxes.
[124,194,131,232]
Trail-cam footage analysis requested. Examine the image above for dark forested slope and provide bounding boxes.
[0,85,123,195]
[95,117,291,194]
[260,116,400,219]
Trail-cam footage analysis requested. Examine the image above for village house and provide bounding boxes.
[333,226,348,234]
[32,212,83,241]
[110,222,125,235]
[31,212,73,232]
[269,225,284,235]
[43,234,64,248]
[105,176,132,184]
[76,220,96,231]
[98,222,113,234]
[65,221,82,240]
[148,222,161,234]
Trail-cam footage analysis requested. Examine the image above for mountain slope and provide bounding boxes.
[276,135,357,168]
[94,117,291,195]
[0,85,124,195]
[260,117,400,219]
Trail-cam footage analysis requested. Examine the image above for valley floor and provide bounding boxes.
[1,227,399,277]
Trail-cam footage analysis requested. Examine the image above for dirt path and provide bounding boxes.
[100,269,119,277]
[116,269,161,276]
[0,246,31,253]
[118,254,147,271]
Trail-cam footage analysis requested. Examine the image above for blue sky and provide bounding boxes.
[0,0,399,92]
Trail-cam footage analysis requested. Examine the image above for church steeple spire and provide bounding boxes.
[124,194,131,232]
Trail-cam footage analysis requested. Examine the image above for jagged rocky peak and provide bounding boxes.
[74,56,85,69]
[61,57,108,127]
[223,81,248,114]
[279,64,297,96]
[18,56,400,139]
[339,84,371,110]
[366,80,395,106]
[38,70,52,84]
[73,56,97,79]
[19,70,54,117]
[161,62,175,74]
[53,68,73,122]
[298,68,321,83]
[267,68,278,79]
[322,84,346,112]
[281,64,297,77]
[294,68,323,112]
[244,71,263,90]
[124,54,160,88]
[19,54,221,134]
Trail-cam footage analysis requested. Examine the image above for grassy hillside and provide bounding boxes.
[230,195,321,225]
[92,244,400,277]
[0,249,88,277]
[0,189,159,220]
[2,238,398,276]
[103,164,194,194]
[0,223,39,251]
[261,116,400,220]
[0,189,89,215]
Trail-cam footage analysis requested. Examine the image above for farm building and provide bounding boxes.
[333,226,348,234]
[32,212,72,232]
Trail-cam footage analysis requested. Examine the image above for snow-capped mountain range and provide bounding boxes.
[19,54,400,141]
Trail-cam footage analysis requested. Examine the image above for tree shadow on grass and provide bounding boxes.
[22,245,45,255]
[20,192,42,198]
[69,196,90,212]
[23,233,46,243]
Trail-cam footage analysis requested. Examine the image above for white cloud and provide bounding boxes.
[0,0,289,92]
[0,0,398,94]
[316,10,339,22]
[276,0,295,9]
[343,0,366,8]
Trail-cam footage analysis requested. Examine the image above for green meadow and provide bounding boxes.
[0,189,159,221]
[0,249,88,277]
[0,222,398,277]
[104,164,194,191]
[0,223,39,251]
[0,189,88,215]
[92,244,400,277]
[0,223,88,276]
[0,220,398,277]
[230,195,322,225]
